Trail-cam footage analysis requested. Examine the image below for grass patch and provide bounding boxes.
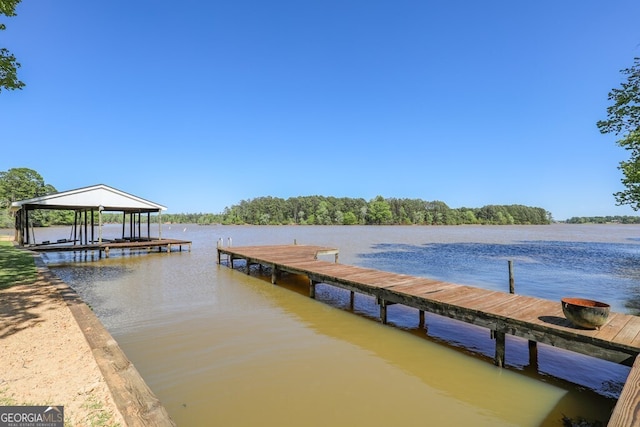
[0,389,120,427]
[81,396,121,427]
[0,240,37,290]
[0,387,16,406]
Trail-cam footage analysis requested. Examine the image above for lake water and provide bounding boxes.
[30,224,640,426]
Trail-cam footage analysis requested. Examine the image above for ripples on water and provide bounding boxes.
[358,240,640,313]
[30,224,640,426]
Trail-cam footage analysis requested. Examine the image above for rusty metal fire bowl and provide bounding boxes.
[561,297,610,330]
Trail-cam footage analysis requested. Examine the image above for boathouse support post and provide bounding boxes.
[271,266,277,284]
[98,205,103,243]
[245,260,251,275]
[73,211,79,245]
[494,330,506,367]
[419,310,425,328]
[84,209,88,245]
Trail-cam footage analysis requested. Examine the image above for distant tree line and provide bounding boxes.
[175,195,552,226]
[0,168,553,227]
[565,216,640,224]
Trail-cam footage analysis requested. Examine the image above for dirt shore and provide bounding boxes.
[0,235,126,426]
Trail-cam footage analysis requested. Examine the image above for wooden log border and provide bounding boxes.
[33,256,176,427]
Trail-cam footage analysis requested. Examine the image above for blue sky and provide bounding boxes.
[2,1,640,220]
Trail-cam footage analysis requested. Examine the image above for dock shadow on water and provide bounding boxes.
[40,224,639,426]
[243,267,619,426]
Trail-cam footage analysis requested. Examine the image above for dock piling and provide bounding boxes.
[310,279,316,298]
[508,260,515,294]
[494,331,505,367]
[528,340,539,370]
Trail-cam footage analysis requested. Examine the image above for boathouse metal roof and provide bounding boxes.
[10,184,167,212]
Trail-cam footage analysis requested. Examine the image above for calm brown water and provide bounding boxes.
[34,224,640,426]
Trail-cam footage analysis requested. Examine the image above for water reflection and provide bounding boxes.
[118,267,609,426]
[258,269,627,397]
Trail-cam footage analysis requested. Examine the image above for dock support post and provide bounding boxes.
[528,340,538,370]
[271,266,277,284]
[419,310,425,328]
[494,331,505,367]
[245,261,251,275]
[350,291,355,309]
[310,279,316,299]
[380,300,388,324]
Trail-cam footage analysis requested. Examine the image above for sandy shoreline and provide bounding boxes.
[0,236,125,425]
[0,236,173,426]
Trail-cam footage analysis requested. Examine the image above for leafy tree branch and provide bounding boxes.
[597,57,640,209]
[0,0,24,92]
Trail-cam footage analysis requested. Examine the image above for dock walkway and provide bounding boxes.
[217,244,640,426]
[27,238,191,258]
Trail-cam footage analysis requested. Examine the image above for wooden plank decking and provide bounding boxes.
[217,244,640,426]
[26,238,192,258]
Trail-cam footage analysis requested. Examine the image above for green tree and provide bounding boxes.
[462,209,478,224]
[0,168,55,227]
[0,0,24,92]
[0,168,47,208]
[342,211,358,225]
[425,201,450,225]
[318,201,331,224]
[366,196,393,225]
[597,57,640,210]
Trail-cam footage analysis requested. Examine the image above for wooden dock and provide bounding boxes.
[26,238,192,258]
[217,244,640,426]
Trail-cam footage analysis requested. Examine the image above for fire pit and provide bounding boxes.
[561,297,610,329]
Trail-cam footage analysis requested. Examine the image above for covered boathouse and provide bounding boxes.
[10,184,190,256]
